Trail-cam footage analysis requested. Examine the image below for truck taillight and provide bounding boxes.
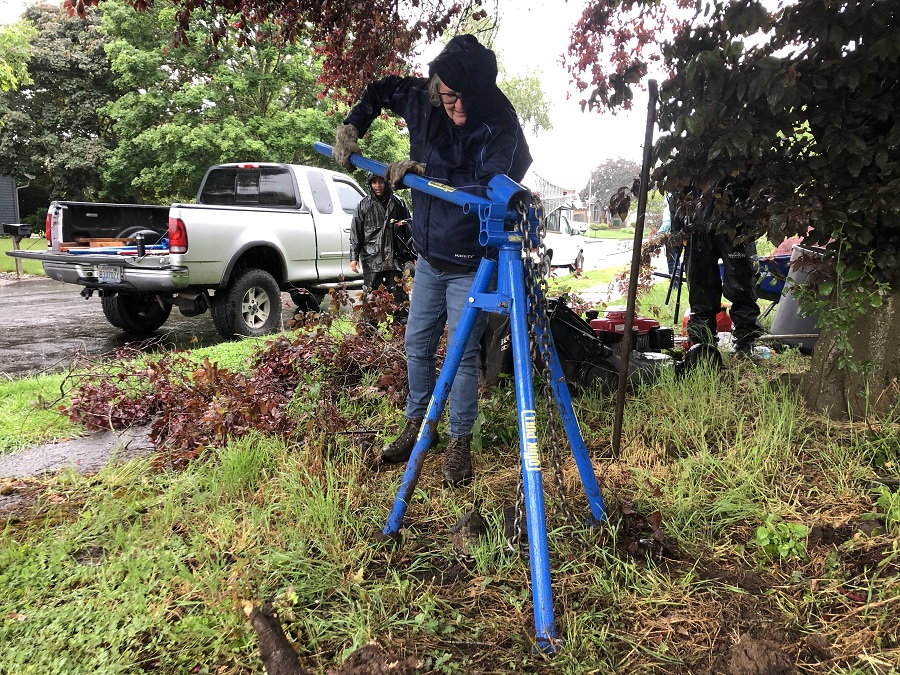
[168,217,187,253]
[45,212,51,244]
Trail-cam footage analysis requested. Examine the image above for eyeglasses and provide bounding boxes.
[438,90,462,105]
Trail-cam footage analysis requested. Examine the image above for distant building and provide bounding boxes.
[571,207,588,223]
[0,175,19,225]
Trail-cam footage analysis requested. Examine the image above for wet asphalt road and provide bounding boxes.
[0,238,637,381]
[0,276,301,380]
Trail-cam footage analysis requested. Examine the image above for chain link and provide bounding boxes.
[506,474,528,557]
[503,196,589,555]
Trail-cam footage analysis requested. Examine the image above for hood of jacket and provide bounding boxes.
[428,35,512,130]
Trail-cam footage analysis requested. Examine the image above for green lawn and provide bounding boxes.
[585,227,639,240]
[0,298,896,674]
[0,235,47,276]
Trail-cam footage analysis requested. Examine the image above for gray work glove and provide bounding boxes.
[333,124,361,171]
[385,159,425,189]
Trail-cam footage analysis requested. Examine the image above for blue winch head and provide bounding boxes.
[477,174,540,248]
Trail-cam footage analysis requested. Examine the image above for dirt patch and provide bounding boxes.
[726,633,793,675]
[0,480,42,524]
[0,425,155,479]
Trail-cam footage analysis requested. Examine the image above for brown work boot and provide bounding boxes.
[442,434,473,487]
[381,418,437,464]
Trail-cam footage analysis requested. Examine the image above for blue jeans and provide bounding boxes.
[405,256,489,437]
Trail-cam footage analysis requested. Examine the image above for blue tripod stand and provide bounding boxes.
[314,143,607,652]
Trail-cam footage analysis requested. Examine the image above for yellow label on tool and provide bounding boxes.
[522,410,540,472]
[427,181,457,194]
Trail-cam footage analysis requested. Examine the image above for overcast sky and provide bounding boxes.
[415,0,652,192]
[0,0,653,193]
[0,0,25,24]
[492,0,650,191]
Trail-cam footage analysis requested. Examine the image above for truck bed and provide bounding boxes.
[55,202,170,246]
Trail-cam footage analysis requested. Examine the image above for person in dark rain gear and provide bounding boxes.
[333,35,532,486]
[349,172,411,319]
[684,174,764,356]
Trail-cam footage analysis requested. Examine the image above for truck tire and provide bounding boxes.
[101,293,172,333]
[211,268,282,339]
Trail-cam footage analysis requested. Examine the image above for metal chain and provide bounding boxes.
[506,474,528,557]
[504,196,588,555]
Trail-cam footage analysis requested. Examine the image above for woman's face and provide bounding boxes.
[437,79,467,127]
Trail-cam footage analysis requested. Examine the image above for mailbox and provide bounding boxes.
[2,223,32,238]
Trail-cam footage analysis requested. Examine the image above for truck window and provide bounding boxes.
[259,169,297,206]
[545,212,560,233]
[235,173,259,203]
[200,169,238,205]
[333,180,365,214]
[199,167,298,207]
[306,172,333,214]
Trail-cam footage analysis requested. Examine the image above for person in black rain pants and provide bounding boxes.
[685,173,764,356]
[349,172,411,323]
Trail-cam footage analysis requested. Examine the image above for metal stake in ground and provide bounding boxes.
[613,79,658,457]
[313,142,607,654]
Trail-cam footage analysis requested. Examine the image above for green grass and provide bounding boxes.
[0,336,281,458]
[547,265,629,296]
[1,310,897,673]
[0,374,81,453]
[585,228,639,240]
[0,235,48,276]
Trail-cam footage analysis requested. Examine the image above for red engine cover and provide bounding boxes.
[590,309,660,336]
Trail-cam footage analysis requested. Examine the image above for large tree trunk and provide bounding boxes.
[802,291,900,420]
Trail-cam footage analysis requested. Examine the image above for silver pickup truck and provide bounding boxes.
[9,163,366,338]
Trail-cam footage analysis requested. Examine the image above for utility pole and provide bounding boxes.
[587,172,593,224]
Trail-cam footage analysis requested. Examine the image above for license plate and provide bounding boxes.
[97,265,122,283]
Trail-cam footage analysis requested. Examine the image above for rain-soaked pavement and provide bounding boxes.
[0,275,302,381]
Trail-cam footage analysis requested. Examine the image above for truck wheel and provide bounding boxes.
[211,268,282,339]
[101,293,172,333]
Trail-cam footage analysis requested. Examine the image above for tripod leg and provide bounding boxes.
[505,252,562,652]
[674,236,688,328]
[531,319,608,524]
[665,241,683,305]
[382,259,497,538]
